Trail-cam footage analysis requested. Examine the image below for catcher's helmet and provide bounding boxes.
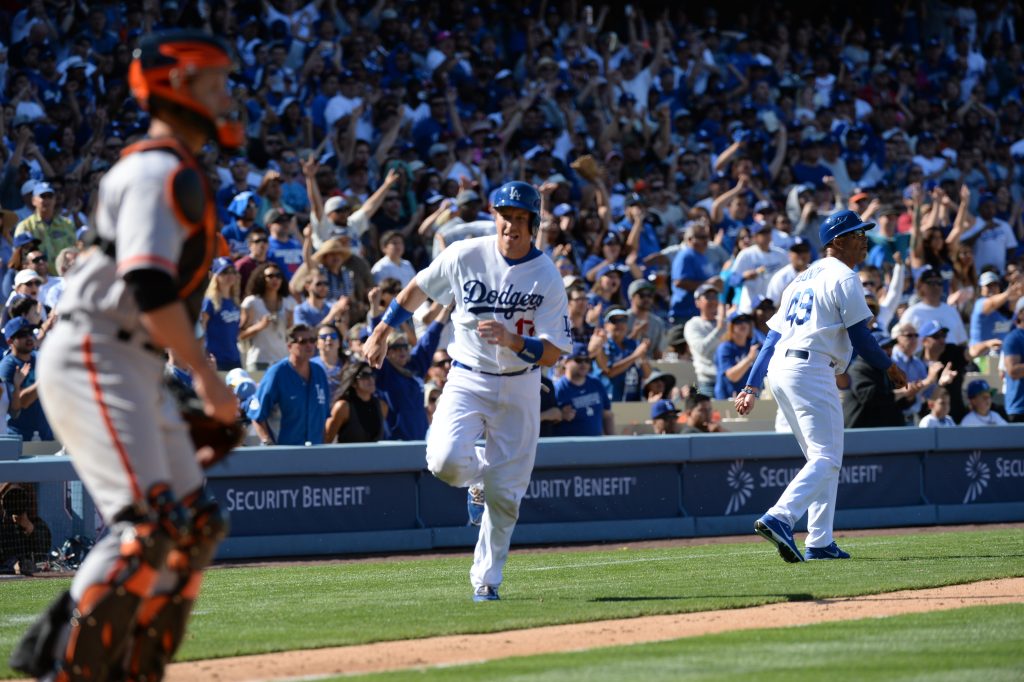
[819,209,875,247]
[492,181,542,232]
[128,29,243,149]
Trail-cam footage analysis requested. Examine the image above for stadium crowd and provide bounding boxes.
[0,0,1023,448]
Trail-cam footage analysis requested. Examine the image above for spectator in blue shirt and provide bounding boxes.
[201,258,242,372]
[293,270,348,329]
[247,324,331,446]
[221,191,259,260]
[265,208,304,281]
[714,312,759,399]
[553,343,613,436]
[0,317,52,440]
[595,308,649,402]
[1004,300,1024,423]
[670,223,716,325]
[969,271,1021,351]
[374,308,447,440]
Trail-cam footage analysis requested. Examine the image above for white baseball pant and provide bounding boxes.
[426,365,540,590]
[764,351,843,549]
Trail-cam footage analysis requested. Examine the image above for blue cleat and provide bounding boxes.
[805,542,851,560]
[754,514,805,563]
[467,486,485,526]
[473,585,500,602]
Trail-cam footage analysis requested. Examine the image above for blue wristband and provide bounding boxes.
[381,299,413,328]
[516,336,544,363]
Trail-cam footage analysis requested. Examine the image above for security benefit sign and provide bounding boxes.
[519,465,680,523]
[418,465,681,526]
[682,455,922,517]
[207,474,418,536]
[925,450,1024,505]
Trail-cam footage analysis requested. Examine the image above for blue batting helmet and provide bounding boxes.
[492,181,542,231]
[819,210,875,247]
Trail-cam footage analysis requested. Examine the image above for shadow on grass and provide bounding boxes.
[590,593,816,603]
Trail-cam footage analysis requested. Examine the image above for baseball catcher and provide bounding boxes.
[10,30,240,681]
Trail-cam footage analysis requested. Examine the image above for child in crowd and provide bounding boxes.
[919,386,956,427]
[959,379,1008,426]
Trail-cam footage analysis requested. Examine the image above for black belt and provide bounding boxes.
[785,349,836,368]
[60,313,163,357]
[452,360,536,377]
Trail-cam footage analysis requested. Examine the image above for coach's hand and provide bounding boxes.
[886,364,908,389]
[734,389,756,416]
[478,320,513,347]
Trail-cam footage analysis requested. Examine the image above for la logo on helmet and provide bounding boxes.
[508,188,521,200]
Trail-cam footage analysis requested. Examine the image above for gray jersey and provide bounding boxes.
[58,150,186,341]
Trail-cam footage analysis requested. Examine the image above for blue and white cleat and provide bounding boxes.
[467,486,485,526]
[804,542,851,560]
[473,585,500,602]
[754,513,805,563]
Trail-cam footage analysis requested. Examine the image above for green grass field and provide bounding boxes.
[1,528,1022,679]
[349,604,1024,681]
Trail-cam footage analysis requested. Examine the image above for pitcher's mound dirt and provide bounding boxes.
[165,577,1024,682]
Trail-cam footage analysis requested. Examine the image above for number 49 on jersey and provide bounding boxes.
[785,288,814,326]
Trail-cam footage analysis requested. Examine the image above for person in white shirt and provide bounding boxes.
[765,238,812,307]
[371,231,416,286]
[959,379,1008,426]
[683,283,726,397]
[899,268,969,346]
[918,387,957,427]
[957,195,1018,275]
[730,223,789,313]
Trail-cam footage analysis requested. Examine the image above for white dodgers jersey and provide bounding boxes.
[767,257,872,372]
[417,236,571,373]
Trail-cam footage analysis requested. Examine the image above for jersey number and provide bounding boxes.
[516,318,536,336]
[785,288,814,326]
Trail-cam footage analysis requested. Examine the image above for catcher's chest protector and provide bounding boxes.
[120,138,220,323]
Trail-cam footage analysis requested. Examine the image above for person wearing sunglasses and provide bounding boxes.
[235,227,270,292]
[323,361,388,443]
[312,323,346,398]
[247,323,331,445]
[238,262,294,373]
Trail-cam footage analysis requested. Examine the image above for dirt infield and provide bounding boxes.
[165,577,1024,681]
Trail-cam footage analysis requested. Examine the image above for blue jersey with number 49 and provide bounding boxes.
[766,257,872,373]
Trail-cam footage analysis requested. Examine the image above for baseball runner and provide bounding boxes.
[11,31,238,680]
[735,210,907,562]
[364,181,571,601]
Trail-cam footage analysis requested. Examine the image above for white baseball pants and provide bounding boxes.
[764,351,844,549]
[426,365,540,590]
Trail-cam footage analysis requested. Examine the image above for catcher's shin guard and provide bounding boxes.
[58,485,183,682]
[127,490,228,681]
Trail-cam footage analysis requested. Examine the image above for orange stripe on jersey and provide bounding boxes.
[117,254,179,274]
[83,334,143,500]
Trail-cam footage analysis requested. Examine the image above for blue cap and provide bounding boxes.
[228,191,256,218]
[75,226,89,242]
[872,330,897,347]
[233,379,258,403]
[966,379,996,399]
[597,263,626,278]
[727,311,753,325]
[651,399,679,420]
[3,316,36,343]
[13,233,40,249]
[553,203,574,218]
[211,257,235,275]
[789,236,811,251]
[818,210,875,246]
[602,232,623,245]
[918,320,949,338]
[569,342,590,360]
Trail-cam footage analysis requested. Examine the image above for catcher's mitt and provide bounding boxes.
[570,154,603,184]
[165,375,246,468]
